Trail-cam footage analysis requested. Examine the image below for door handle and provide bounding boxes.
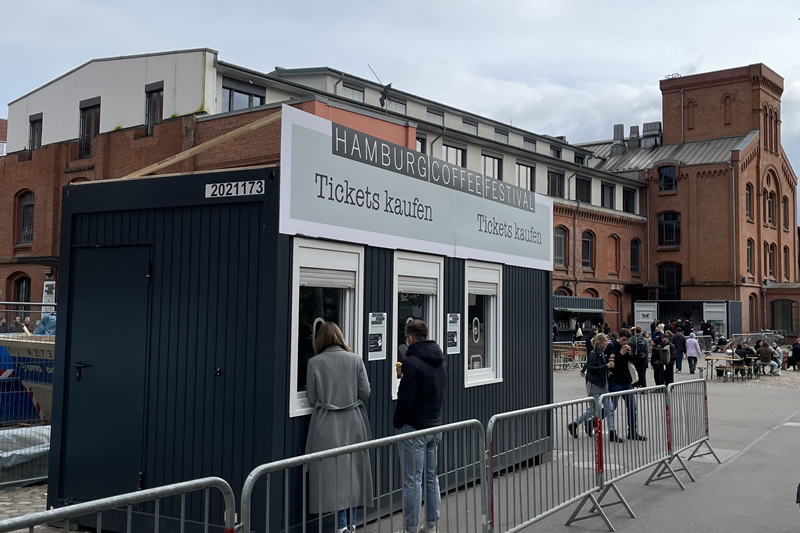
[74,361,91,381]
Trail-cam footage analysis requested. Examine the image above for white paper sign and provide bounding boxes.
[368,312,387,361]
[447,313,461,355]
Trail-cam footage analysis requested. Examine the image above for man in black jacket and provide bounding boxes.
[605,329,647,442]
[394,319,447,533]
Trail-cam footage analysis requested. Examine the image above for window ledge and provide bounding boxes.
[659,190,678,196]
[746,217,754,223]
[657,245,680,251]
[464,375,503,388]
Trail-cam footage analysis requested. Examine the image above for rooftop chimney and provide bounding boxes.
[610,124,626,156]
[640,121,662,149]
[628,125,640,149]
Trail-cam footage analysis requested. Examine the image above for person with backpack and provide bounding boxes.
[630,326,649,388]
[651,335,676,386]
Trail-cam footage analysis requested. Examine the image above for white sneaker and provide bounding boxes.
[774,371,781,376]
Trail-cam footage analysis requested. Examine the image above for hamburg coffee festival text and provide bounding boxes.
[311,123,544,244]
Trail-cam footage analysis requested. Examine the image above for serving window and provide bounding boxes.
[465,261,503,387]
[392,252,444,398]
[290,238,363,417]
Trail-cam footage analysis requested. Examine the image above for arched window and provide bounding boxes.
[686,101,695,130]
[554,227,568,267]
[768,109,774,151]
[767,192,775,225]
[784,246,790,280]
[746,239,753,274]
[771,299,798,333]
[775,109,780,150]
[658,212,681,246]
[745,184,753,220]
[723,95,732,125]
[607,235,619,274]
[762,189,768,224]
[13,276,31,304]
[783,196,789,229]
[769,243,776,277]
[582,231,594,269]
[554,289,569,297]
[763,242,768,277]
[658,263,682,300]
[749,294,757,331]
[17,191,34,244]
[630,239,641,274]
[658,166,677,192]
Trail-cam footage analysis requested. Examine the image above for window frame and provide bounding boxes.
[516,162,535,192]
[576,176,592,203]
[145,82,164,137]
[14,276,31,304]
[289,238,364,417]
[494,129,509,144]
[29,114,43,151]
[547,170,565,198]
[392,252,445,399]
[745,184,753,220]
[550,146,562,159]
[554,227,568,267]
[481,153,502,181]
[386,98,407,115]
[658,212,681,247]
[768,243,776,277]
[581,231,594,269]
[443,142,466,167]
[342,83,365,103]
[17,191,34,245]
[427,108,444,126]
[783,196,789,230]
[622,187,636,214]
[523,138,536,152]
[747,239,753,274]
[574,154,585,165]
[784,246,790,279]
[79,100,101,159]
[630,239,640,274]
[771,299,799,333]
[601,182,615,209]
[462,119,478,135]
[464,261,503,387]
[658,166,677,192]
[767,192,775,226]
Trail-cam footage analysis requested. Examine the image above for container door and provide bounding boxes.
[634,302,658,333]
[703,302,727,338]
[62,246,150,501]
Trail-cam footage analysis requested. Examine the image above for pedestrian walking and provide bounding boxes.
[605,329,646,443]
[673,330,686,373]
[568,333,614,438]
[685,332,701,374]
[305,322,373,533]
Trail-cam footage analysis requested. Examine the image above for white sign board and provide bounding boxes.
[42,281,56,314]
[446,313,461,355]
[279,105,553,271]
[368,312,387,361]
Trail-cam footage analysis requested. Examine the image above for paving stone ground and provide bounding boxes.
[0,484,60,532]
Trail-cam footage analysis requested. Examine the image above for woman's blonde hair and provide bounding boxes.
[314,321,351,355]
[591,333,609,349]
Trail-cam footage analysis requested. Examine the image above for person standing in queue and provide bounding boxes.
[605,329,647,443]
[629,326,649,388]
[394,319,447,533]
[305,322,373,533]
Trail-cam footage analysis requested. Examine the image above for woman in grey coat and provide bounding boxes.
[306,322,373,533]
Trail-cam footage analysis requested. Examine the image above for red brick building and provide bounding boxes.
[581,63,799,336]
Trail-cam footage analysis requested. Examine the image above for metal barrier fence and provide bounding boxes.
[486,398,610,533]
[240,420,487,533]
[553,342,583,371]
[0,302,56,488]
[663,380,721,481]
[0,477,236,533]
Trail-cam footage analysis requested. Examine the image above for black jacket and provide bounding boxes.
[393,340,447,430]
[585,347,610,388]
[606,339,633,386]
[673,332,686,354]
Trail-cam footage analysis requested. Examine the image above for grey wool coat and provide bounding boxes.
[305,346,373,514]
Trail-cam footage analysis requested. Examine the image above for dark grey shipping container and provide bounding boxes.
[50,166,553,532]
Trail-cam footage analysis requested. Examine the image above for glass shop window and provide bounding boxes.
[465,261,503,386]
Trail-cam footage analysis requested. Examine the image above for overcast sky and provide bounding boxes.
[3,0,799,196]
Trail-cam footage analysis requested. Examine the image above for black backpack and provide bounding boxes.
[631,335,648,360]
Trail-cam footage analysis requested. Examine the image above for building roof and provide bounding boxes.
[580,134,751,173]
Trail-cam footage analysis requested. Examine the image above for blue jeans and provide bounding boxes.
[400,425,442,532]
[606,382,638,436]
[337,508,356,530]
[675,351,684,371]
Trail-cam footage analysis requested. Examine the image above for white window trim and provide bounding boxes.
[464,260,503,387]
[392,251,445,400]
[289,238,364,417]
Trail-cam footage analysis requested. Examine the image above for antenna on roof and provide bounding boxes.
[368,64,392,111]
